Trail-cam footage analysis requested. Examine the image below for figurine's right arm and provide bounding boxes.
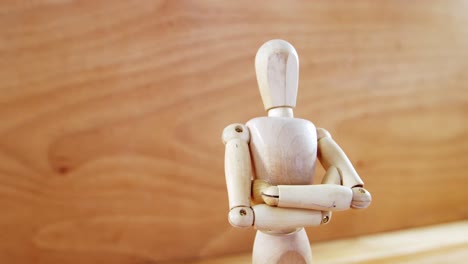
[222,124,254,228]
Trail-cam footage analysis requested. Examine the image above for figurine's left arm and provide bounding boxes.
[257,128,372,211]
[317,128,372,209]
[222,123,254,228]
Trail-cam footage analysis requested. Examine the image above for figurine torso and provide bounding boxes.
[246,117,317,185]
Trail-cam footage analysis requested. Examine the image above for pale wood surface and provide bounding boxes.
[0,1,467,263]
[180,221,468,264]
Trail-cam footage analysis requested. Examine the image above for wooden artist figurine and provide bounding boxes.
[222,39,372,264]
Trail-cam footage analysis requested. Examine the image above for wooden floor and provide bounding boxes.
[179,221,468,264]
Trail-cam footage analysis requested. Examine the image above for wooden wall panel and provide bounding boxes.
[0,1,467,263]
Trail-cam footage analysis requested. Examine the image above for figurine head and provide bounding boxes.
[255,39,299,114]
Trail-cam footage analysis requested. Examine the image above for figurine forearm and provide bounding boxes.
[256,181,353,211]
[253,204,325,231]
[275,184,352,211]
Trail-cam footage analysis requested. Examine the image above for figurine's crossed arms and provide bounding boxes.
[223,124,372,230]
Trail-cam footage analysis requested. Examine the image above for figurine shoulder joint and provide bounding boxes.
[317,128,332,141]
[222,123,250,144]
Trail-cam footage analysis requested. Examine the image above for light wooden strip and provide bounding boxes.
[180,221,468,264]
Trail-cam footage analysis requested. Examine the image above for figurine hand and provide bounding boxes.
[228,206,254,228]
[351,187,372,209]
[252,179,279,206]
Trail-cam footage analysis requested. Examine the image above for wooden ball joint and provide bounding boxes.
[222,39,372,264]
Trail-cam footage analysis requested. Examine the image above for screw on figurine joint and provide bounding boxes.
[239,209,247,216]
[322,216,329,224]
[235,126,243,133]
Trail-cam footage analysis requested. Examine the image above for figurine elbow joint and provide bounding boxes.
[228,206,254,228]
[351,187,372,209]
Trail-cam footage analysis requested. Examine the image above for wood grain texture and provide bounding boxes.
[0,0,467,263]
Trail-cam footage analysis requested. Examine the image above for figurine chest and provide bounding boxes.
[246,117,317,185]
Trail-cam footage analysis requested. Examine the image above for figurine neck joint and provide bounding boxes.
[268,107,294,118]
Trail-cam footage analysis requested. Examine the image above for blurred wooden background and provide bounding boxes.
[0,1,467,263]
